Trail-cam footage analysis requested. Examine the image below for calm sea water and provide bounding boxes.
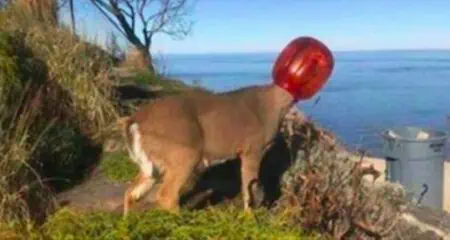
[161,50,450,157]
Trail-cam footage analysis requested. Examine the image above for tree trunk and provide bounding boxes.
[124,45,155,73]
[69,0,76,34]
[137,46,155,73]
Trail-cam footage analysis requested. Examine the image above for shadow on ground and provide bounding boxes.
[180,134,295,210]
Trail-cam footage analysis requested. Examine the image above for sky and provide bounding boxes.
[63,0,450,54]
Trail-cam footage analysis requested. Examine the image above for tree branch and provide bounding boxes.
[90,0,128,37]
[90,0,194,71]
[106,0,143,47]
[122,1,135,30]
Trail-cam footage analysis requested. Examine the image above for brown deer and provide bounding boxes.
[118,36,334,217]
[119,85,295,216]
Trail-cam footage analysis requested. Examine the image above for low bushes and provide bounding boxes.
[275,116,407,239]
[100,151,139,183]
[0,207,315,240]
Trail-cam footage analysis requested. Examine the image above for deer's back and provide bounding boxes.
[132,94,204,154]
[132,87,270,159]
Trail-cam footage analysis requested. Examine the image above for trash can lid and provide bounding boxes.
[382,126,448,142]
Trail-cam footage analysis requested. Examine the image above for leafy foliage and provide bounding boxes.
[1,207,316,240]
[101,151,139,183]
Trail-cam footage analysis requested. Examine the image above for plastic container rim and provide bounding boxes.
[381,126,448,143]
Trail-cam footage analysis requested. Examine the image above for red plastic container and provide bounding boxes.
[272,36,334,101]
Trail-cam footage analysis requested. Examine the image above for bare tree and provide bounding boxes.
[90,0,193,72]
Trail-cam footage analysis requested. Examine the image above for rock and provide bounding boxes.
[56,169,151,213]
[148,85,164,91]
[392,205,450,239]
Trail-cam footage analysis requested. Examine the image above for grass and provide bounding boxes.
[0,3,120,141]
[1,206,318,240]
[124,70,183,89]
[120,69,211,94]
[0,2,119,223]
[100,151,139,183]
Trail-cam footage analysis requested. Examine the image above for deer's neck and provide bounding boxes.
[257,84,295,136]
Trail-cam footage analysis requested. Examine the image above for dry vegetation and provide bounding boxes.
[0,1,120,224]
[274,111,408,239]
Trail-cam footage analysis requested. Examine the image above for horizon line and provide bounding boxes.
[154,48,450,56]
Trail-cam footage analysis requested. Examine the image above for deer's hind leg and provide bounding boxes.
[123,122,157,217]
[123,171,155,217]
[155,147,201,213]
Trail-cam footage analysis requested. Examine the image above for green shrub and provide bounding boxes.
[2,207,317,240]
[121,70,189,91]
[35,124,103,192]
[101,151,139,183]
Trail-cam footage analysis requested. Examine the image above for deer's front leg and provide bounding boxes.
[240,153,263,212]
[123,171,155,217]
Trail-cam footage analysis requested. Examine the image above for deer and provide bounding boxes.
[117,36,334,217]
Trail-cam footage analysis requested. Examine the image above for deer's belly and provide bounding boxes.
[201,156,236,169]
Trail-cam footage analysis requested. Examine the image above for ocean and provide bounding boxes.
[161,50,450,157]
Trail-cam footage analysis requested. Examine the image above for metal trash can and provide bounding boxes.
[382,126,447,209]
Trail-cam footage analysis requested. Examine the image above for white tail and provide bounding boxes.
[123,121,156,217]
